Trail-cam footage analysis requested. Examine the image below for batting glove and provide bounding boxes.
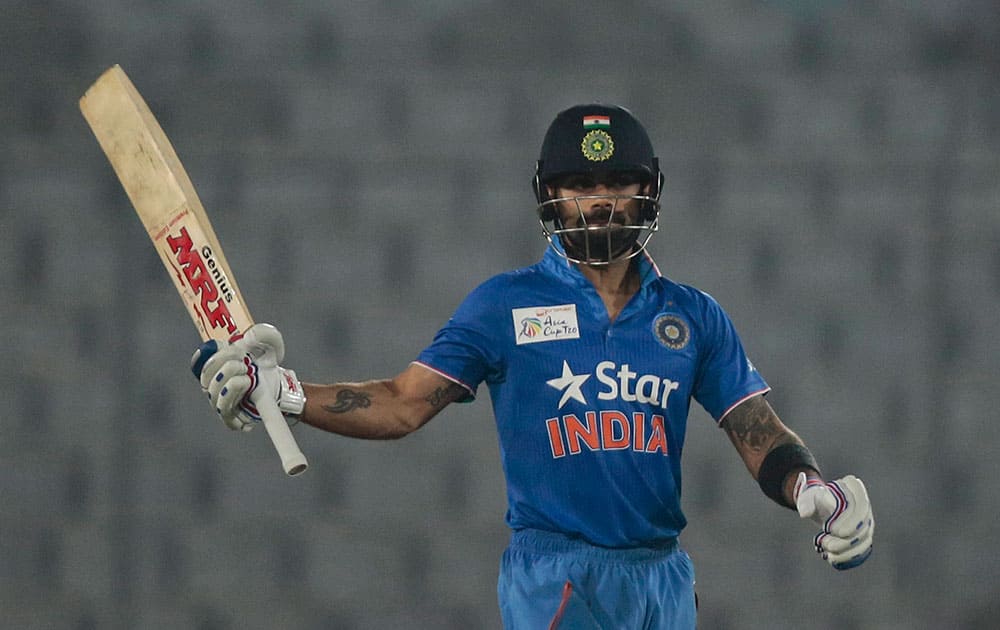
[190,323,306,431]
[794,473,874,570]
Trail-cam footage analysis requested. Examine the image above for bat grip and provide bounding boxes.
[252,389,308,476]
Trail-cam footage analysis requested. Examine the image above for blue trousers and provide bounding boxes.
[498,529,697,629]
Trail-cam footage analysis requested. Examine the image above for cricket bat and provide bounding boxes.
[79,65,308,476]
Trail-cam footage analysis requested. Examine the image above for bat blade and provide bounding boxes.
[79,65,251,342]
[80,65,307,476]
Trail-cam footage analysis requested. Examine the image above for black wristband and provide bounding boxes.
[757,443,820,509]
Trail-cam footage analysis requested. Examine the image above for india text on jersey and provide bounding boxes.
[546,411,670,458]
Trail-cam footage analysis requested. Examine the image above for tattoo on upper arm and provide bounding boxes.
[424,382,467,410]
[322,389,372,414]
[721,396,783,453]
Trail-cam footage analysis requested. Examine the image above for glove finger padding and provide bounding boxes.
[206,360,253,418]
[194,337,261,431]
[198,339,243,389]
[815,521,874,567]
[815,523,872,554]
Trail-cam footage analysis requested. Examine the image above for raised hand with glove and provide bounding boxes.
[794,473,874,570]
[724,398,875,574]
[190,323,306,432]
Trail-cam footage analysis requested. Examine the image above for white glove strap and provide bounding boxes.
[277,367,306,417]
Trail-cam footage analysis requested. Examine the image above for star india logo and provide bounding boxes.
[542,360,682,458]
[545,359,681,411]
[546,360,591,408]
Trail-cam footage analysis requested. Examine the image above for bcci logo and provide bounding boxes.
[581,130,614,162]
[653,314,689,350]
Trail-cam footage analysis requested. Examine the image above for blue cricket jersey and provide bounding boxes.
[415,246,769,548]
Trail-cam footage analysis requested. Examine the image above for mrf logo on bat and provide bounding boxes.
[158,209,238,336]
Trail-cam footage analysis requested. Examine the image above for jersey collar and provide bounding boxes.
[540,240,663,289]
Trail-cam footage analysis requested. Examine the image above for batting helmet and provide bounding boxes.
[533,104,663,265]
[533,104,661,205]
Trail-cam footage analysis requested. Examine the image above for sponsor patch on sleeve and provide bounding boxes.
[512,304,580,345]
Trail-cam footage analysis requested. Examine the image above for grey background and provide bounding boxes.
[3,1,999,628]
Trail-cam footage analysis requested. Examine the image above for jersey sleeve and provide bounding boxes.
[691,290,770,422]
[414,279,507,400]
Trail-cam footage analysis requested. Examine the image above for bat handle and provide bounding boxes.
[252,389,308,476]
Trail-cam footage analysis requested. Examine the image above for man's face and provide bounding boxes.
[546,170,650,264]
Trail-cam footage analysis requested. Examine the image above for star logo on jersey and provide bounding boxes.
[546,360,590,409]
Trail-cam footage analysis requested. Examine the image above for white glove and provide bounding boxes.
[190,323,306,432]
[794,473,874,570]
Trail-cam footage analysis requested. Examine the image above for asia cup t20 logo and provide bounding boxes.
[519,317,544,339]
[512,304,580,345]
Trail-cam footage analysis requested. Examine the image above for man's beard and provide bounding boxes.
[559,223,641,264]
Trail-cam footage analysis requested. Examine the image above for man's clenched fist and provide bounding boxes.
[794,473,874,570]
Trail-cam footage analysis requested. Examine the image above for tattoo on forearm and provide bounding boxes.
[322,389,372,414]
[425,383,466,409]
[722,397,783,452]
